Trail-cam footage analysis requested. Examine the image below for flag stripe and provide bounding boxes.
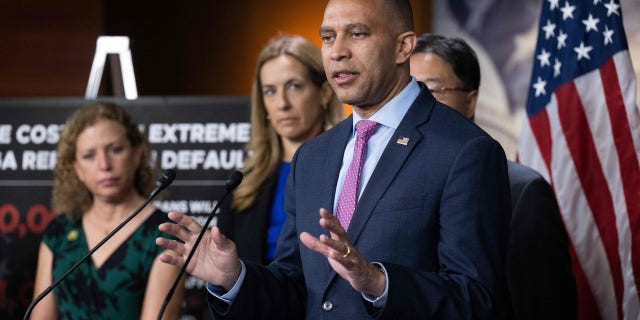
[612,53,640,146]
[556,81,624,319]
[575,61,639,318]
[517,118,550,181]
[601,57,640,310]
[547,96,617,320]
[569,243,602,320]
[613,51,640,319]
[528,108,553,180]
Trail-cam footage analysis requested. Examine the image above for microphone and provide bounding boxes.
[156,170,243,320]
[24,169,176,320]
[153,169,176,196]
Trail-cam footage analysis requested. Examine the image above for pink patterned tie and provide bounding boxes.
[336,120,380,230]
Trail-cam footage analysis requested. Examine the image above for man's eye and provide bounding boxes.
[321,35,335,43]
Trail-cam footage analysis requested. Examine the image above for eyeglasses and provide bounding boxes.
[428,87,472,100]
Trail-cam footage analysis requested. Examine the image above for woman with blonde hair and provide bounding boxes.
[217,35,343,264]
[31,102,183,319]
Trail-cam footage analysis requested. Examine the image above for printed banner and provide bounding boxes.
[0,97,250,319]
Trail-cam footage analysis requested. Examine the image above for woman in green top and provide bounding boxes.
[31,102,184,319]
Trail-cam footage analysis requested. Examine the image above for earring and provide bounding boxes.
[266,114,271,120]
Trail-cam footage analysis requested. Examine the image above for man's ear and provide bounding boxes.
[465,90,479,119]
[396,31,417,64]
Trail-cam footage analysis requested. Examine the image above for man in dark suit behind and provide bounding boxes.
[156,1,512,318]
[410,33,577,320]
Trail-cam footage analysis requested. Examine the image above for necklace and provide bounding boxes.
[85,215,122,236]
[84,200,146,237]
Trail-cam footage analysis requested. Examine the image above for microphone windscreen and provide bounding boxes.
[156,169,176,191]
[226,171,243,191]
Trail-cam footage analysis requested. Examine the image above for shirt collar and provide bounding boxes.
[351,77,420,131]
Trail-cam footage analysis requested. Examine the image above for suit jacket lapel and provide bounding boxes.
[346,85,434,246]
[323,116,354,211]
[318,116,354,289]
[322,84,436,290]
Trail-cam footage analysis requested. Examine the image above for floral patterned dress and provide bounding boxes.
[42,210,171,319]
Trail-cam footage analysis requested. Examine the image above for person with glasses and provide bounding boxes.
[410,34,478,119]
[410,33,577,320]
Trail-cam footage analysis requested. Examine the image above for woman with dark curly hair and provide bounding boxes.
[31,102,183,319]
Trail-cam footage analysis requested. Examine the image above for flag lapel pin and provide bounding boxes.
[396,137,409,145]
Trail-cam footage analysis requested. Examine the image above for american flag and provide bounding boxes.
[517,0,640,319]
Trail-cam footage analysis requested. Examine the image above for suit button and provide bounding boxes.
[322,301,333,311]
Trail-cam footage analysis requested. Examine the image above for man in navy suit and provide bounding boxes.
[156,0,511,318]
[410,33,577,319]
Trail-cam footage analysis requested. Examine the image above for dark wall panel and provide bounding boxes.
[0,1,103,97]
[0,1,432,96]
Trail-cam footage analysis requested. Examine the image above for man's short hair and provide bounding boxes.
[414,33,480,90]
[380,0,414,32]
